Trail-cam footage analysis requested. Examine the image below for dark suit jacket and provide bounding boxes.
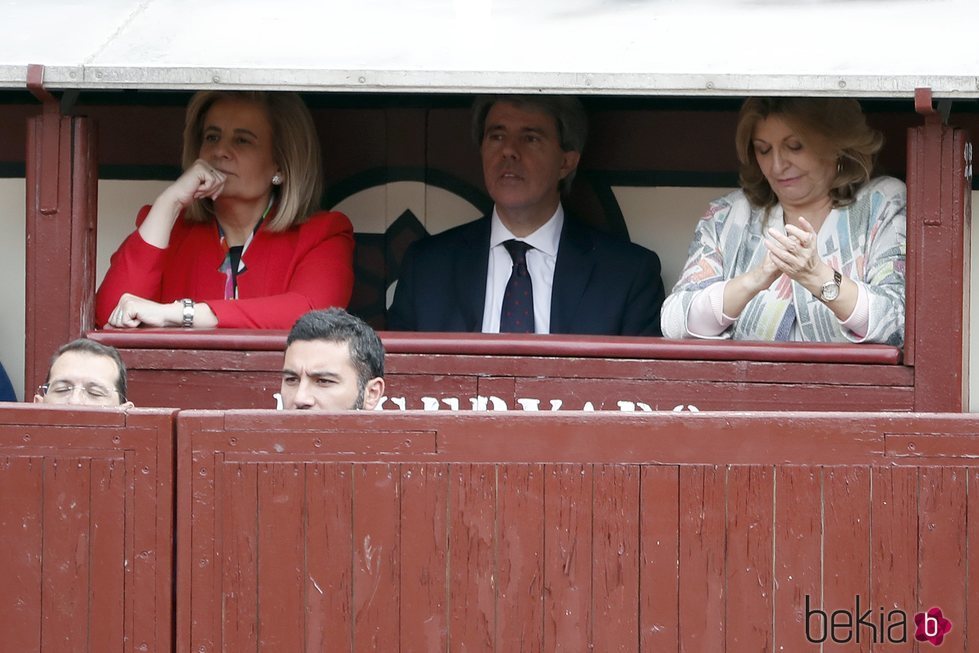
[388,216,665,336]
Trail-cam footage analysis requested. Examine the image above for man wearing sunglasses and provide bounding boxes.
[34,339,133,407]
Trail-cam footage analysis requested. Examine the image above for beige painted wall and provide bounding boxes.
[0,179,974,408]
[0,180,25,401]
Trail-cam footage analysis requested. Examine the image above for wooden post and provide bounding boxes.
[24,64,98,395]
[906,87,972,411]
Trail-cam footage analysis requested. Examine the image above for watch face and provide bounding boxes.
[821,280,840,301]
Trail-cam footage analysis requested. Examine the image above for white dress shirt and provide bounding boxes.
[481,205,564,334]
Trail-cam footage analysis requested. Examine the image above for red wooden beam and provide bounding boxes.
[89,328,903,364]
[906,87,972,410]
[24,65,99,396]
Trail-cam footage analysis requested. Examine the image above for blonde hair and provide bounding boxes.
[735,97,883,209]
[182,91,323,231]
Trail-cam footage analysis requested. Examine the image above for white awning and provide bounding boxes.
[2,0,977,96]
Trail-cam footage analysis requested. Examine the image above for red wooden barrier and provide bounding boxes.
[905,90,972,411]
[0,405,175,653]
[24,82,99,397]
[91,330,910,412]
[176,411,979,652]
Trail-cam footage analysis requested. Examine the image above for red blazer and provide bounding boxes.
[95,207,354,329]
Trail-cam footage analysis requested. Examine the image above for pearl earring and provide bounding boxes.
[272,174,283,185]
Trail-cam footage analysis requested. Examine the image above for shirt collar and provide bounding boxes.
[489,204,564,257]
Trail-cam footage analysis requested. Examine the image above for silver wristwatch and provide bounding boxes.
[181,298,195,327]
[818,270,842,302]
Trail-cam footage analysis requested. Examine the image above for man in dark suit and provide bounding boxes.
[388,95,664,336]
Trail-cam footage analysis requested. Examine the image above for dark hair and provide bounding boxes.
[735,97,883,209]
[47,338,128,402]
[471,95,588,194]
[286,309,385,391]
[182,90,323,231]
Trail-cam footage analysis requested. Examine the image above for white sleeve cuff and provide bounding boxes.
[839,283,870,339]
[686,281,736,338]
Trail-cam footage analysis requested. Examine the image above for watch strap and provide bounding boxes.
[181,298,195,328]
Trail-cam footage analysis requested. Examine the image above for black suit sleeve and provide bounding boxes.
[387,242,419,331]
[620,247,666,337]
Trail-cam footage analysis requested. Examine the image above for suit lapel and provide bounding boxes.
[550,218,596,333]
[452,217,492,331]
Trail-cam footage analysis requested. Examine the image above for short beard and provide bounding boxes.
[352,384,366,410]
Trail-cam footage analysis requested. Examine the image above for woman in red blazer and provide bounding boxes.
[96,91,354,329]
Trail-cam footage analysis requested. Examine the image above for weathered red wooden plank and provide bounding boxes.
[448,464,496,652]
[42,458,91,653]
[823,467,871,653]
[476,376,517,408]
[497,464,545,652]
[131,415,177,653]
[123,348,283,369]
[257,462,305,653]
[639,465,679,652]
[387,355,913,386]
[0,457,43,651]
[918,467,967,652]
[305,462,354,652]
[592,464,640,650]
[907,121,970,410]
[0,404,127,427]
[381,375,481,411]
[69,116,98,341]
[90,332,289,352]
[386,333,903,364]
[400,463,448,653]
[214,424,436,457]
[886,433,979,459]
[88,458,126,653]
[186,449,219,653]
[678,465,725,653]
[543,464,593,650]
[352,463,400,651]
[93,329,903,365]
[175,411,979,466]
[773,466,821,651]
[516,378,912,412]
[129,371,282,410]
[968,469,979,652]
[25,113,98,396]
[426,412,888,466]
[870,466,917,651]
[725,465,774,652]
[221,461,258,652]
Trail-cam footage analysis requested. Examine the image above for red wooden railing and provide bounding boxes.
[176,411,979,652]
[91,330,911,412]
[0,405,175,653]
[4,406,978,651]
